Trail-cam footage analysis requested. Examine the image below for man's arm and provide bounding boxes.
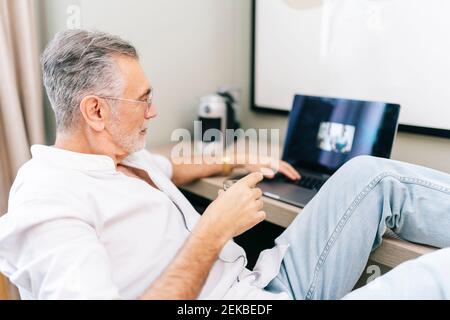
[171,156,301,186]
[171,162,224,186]
[139,219,227,299]
[140,172,265,300]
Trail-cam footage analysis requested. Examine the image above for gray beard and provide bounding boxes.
[108,123,146,154]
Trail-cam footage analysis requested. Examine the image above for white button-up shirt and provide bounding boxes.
[0,145,290,300]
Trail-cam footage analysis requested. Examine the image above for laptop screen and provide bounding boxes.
[282,94,400,174]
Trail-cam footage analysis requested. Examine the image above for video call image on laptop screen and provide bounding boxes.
[317,122,356,154]
[283,95,400,174]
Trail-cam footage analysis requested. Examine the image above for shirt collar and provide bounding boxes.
[30,145,117,172]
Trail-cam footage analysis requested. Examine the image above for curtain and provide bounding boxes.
[0,0,45,299]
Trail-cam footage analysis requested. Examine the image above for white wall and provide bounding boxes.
[235,1,450,174]
[39,0,450,173]
[254,0,450,132]
[39,0,247,147]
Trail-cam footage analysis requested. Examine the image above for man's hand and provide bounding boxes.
[199,172,266,241]
[169,145,301,186]
[140,172,265,300]
[241,158,301,181]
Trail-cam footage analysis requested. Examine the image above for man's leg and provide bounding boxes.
[342,247,450,299]
[265,156,450,300]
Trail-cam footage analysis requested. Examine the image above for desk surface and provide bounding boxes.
[153,144,436,268]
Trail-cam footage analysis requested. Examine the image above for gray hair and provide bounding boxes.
[41,29,139,133]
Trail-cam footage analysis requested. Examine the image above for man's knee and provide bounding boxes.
[336,155,389,181]
[340,155,379,171]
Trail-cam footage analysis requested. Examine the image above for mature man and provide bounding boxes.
[1,30,450,300]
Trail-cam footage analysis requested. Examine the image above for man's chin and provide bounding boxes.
[121,138,146,155]
[111,129,147,155]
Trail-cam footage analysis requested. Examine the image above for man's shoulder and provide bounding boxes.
[10,157,87,204]
[15,156,81,185]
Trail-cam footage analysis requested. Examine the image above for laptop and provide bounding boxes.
[259,94,401,208]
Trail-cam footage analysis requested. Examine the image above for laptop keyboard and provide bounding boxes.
[279,174,326,191]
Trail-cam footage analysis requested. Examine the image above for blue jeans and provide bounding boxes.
[265,156,450,299]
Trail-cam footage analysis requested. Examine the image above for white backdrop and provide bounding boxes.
[254,0,450,130]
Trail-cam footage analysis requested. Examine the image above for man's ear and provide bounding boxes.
[79,95,108,132]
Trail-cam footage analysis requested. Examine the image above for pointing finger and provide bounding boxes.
[238,172,264,188]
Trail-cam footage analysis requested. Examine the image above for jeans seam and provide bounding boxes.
[305,172,450,300]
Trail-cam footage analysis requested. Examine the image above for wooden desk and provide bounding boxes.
[153,145,437,268]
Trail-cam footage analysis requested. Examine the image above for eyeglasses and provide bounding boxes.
[99,89,154,116]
